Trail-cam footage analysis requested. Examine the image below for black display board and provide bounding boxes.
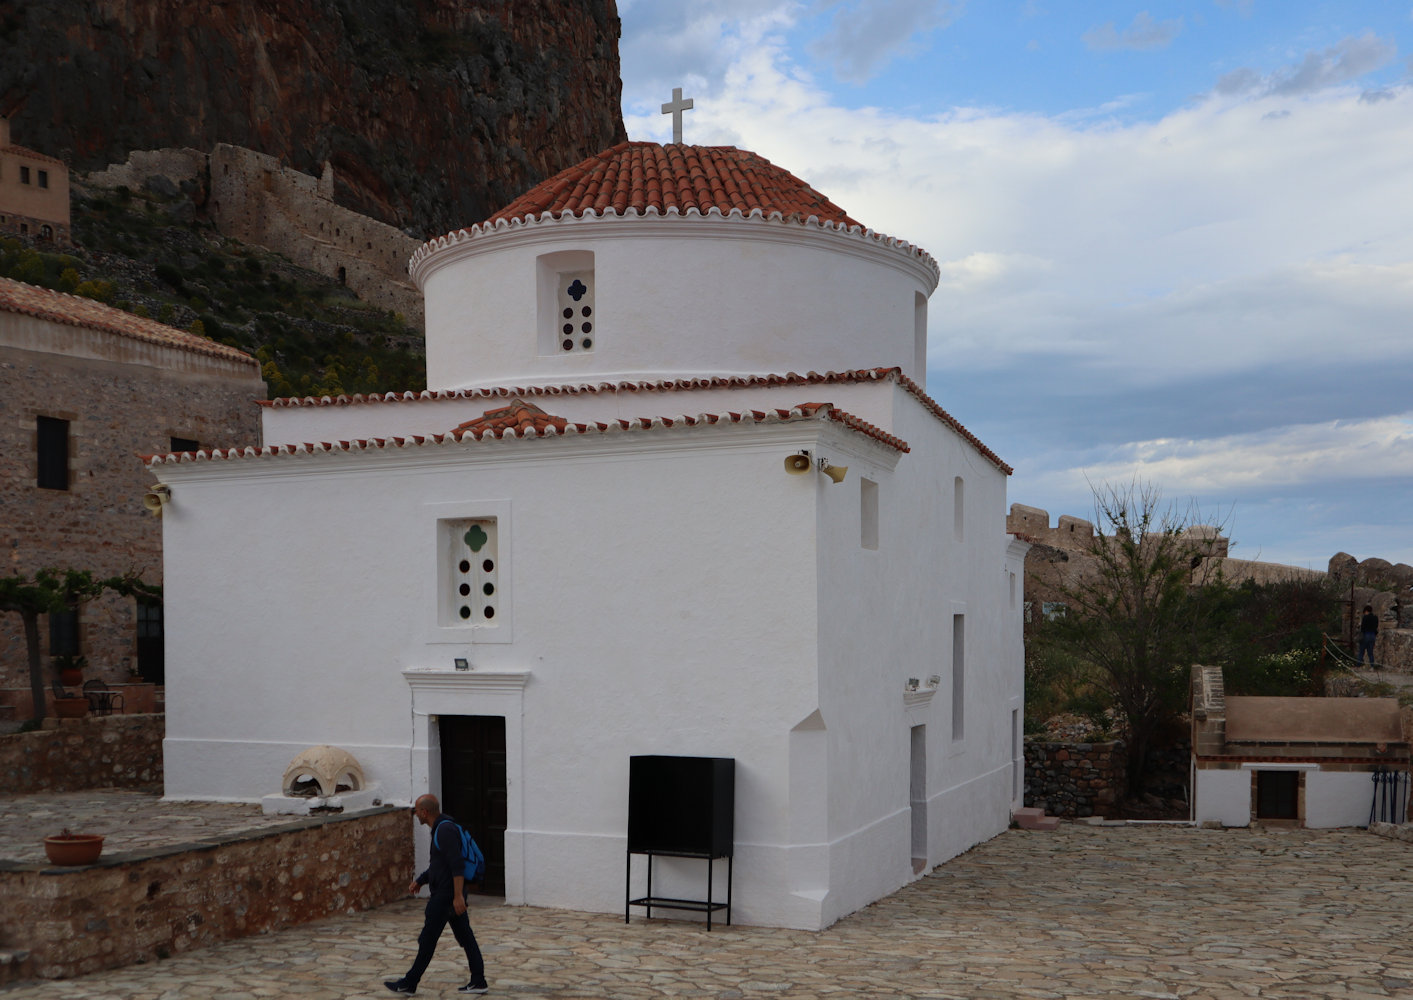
[627,755,734,857]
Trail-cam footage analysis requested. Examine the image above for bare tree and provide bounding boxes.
[1042,481,1227,795]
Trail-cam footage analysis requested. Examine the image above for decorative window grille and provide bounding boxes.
[445,518,499,627]
[556,272,594,352]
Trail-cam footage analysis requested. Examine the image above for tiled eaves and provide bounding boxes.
[0,276,259,367]
[143,402,908,467]
[257,367,1012,474]
[409,203,939,283]
[1,142,65,167]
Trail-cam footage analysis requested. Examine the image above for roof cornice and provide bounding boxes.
[409,206,939,292]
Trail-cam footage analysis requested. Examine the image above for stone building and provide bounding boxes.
[152,141,1029,930]
[1191,665,1410,827]
[0,276,263,714]
[0,116,70,244]
[1007,502,1321,622]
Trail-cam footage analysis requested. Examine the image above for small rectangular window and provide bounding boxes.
[20,165,30,184]
[860,478,879,549]
[951,614,965,741]
[170,436,200,453]
[49,607,79,657]
[37,169,48,189]
[37,416,69,490]
[953,476,964,540]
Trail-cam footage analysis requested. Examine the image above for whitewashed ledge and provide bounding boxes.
[1368,821,1413,843]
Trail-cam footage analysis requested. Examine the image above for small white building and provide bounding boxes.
[1191,666,1410,828]
[151,141,1027,930]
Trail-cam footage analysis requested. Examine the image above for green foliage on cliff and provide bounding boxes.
[8,185,425,399]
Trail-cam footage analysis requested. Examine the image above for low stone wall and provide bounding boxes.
[1024,740,1125,818]
[0,806,406,980]
[0,714,163,794]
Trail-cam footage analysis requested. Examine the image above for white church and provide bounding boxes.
[150,137,1028,930]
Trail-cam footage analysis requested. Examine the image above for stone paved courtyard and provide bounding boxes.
[5,822,1412,999]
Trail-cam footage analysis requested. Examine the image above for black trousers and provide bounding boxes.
[405,889,485,987]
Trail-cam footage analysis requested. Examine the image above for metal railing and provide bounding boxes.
[1369,767,1409,825]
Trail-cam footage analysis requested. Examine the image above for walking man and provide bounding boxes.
[385,794,489,995]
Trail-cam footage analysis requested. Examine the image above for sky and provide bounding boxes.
[614,1,1413,570]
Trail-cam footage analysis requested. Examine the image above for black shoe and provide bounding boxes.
[458,983,490,994]
[384,981,417,995]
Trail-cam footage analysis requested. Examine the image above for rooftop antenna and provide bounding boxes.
[661,87,694,144]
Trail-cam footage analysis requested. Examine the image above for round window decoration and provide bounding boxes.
[484,606,496,619]
[458,606,472,620]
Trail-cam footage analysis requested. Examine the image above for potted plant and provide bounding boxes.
[44,828,104,866]
[54,653,86,687]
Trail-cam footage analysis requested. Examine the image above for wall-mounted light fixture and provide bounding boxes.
[142,483,171,517]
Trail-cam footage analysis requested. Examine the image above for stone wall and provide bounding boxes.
[0,806,406,980]
[1023,740,1125,818]
[0,310,264,692]
[207,145,424,327]
[0,714,163,794]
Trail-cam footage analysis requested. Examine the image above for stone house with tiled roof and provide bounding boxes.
[152,141,1028,931]
[0,276,263,713]
[0,117,70,244]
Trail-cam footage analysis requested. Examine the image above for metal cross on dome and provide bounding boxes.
[661,87,694,144]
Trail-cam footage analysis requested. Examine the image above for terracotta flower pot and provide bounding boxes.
[44,833,104,866]
[59,668,83,686]
[53,697,89,719]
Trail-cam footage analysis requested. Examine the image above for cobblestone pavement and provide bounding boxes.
[6,823,1413,999]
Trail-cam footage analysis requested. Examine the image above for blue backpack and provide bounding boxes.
[453,822,486,884]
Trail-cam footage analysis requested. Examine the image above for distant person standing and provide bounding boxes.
[1357,604,1379,667]
[385,794,489,995]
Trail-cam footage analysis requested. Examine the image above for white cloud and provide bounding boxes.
[810,0,964,83]
[1215,32,1398,97]
[1082,12,1183,52]
[1031,413,1413,496]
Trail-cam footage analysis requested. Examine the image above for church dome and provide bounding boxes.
[411,141,938,393]
[485,141,862,228]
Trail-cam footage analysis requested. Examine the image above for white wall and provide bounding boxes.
[1306,771,1378,828]
[1195,768,1252,827]
[415,213,936,391]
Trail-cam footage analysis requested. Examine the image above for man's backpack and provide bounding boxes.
[457,823,487,884]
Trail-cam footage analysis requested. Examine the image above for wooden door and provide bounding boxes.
[440,715,507,896]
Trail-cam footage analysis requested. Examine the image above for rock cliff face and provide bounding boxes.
[0,0,625,236]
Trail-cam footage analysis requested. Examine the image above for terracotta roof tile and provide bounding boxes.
[144,402,909,465]
[455,399,568,436]
[0,276,259,368]
[257,368,1011,474]
[486,142,861,228]
[1,140,65,167]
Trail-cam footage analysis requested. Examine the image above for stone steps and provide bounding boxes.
[0,948,34,987]
[1013,807,1060,831]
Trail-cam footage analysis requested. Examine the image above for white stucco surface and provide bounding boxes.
[1195,769,1253,827]
[1305,771,1378,828]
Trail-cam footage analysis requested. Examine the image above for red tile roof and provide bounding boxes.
[258,368,1011,473]
[486,142,861,228]
[0,276,259,367]
[1,139,65,167]
[144,401,910,465]
[455,400,568,435]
